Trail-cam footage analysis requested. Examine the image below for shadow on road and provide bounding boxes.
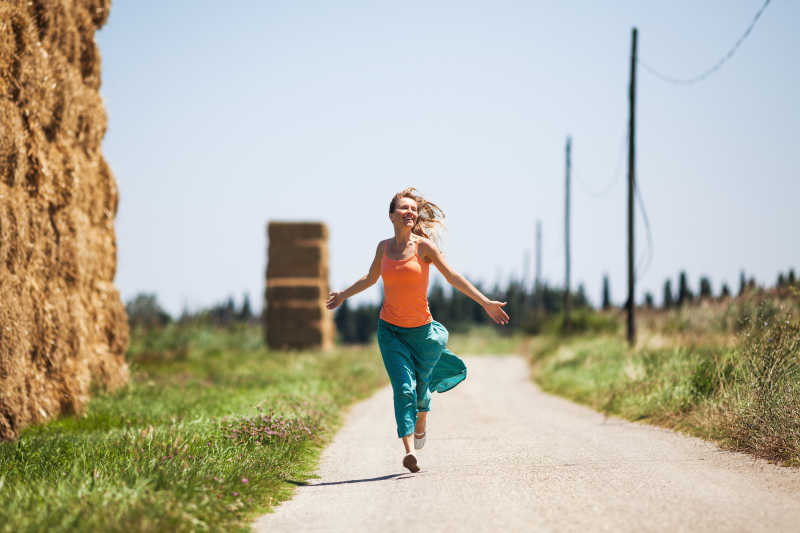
[286,473,413,487]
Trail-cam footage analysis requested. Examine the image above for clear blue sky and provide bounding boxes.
[97,1,799,316]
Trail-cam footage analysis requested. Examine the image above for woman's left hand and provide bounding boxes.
[483,301,509,325]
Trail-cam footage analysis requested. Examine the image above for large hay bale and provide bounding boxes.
[265,222,333,350]
[0,0,127,441]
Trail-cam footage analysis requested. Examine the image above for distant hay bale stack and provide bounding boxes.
[0,0,128,440]
[265,222,334,350]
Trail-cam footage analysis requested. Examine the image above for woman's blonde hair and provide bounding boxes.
[389,187,445,243]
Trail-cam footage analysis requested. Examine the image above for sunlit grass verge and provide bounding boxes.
[0,323,387,532]
[446,325,527,356]
[530,298,800,467]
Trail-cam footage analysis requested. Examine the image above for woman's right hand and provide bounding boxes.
[326,291,344,310]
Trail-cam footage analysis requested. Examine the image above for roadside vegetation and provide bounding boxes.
[0,289,530,533]
[3,272,797,531]
[530,286,800,467]
[0,321,387,533]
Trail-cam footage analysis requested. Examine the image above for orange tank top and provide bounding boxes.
[379,240,433,328]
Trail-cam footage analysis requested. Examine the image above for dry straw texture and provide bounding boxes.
[0,0,128,440]
[265,222,334,350]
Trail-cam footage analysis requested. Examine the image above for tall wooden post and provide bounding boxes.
[564,136,572,330]
[627,28,637,346]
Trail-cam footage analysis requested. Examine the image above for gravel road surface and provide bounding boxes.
[253,356,800,532]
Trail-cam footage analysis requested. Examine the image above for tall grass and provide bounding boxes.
[728,301,800,461]
[531,290,800,466]
[0,323,387,532]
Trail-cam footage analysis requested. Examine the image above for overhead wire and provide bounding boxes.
[573,127,628,198]
[638,0,771,85]
[569,1,770,297]
[630,1,771,284]
[634,180,654,282]
[569,0,770,289]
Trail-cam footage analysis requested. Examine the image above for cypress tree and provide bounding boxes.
[720,283,731,299]
[576,283,589,308]
[739,271,747,296]
[602,275,611,310]
[777,273,786,288]
[789,269,797,285]
[470,281,487,324]
[663,279,674,309]
[644,292,654,308]
[334,300,356,343]
[428,280,447,324]
[238,293,253,321]
[699,276,712,300]
[353,304,378,343]
[678,271,692,306]
[452,288,473,329]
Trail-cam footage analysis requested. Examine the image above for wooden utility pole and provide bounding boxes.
[564,136,572,330]
[627,28,637,346]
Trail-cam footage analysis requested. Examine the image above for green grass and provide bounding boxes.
[530,295,800,467]
[0,322,388,532]
[446,325,526,356]
[533,336,730,421]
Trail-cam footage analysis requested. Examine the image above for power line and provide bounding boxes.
[638,0,771,85]
[634,180,653,281]
[573,127,627,197]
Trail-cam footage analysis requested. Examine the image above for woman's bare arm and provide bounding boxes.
[326,241,384,310]
[418,239,509,325]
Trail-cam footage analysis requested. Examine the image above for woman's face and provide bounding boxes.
[390,197,418,229]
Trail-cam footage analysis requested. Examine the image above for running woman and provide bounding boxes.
[326,187,509,473]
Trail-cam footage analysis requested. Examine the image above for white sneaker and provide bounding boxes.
[403,453,420,473]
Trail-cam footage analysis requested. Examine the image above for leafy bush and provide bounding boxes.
[126,293,171,328]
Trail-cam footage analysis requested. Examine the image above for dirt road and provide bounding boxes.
[253,356,800,532]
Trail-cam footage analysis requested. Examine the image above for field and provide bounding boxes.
[0,323,387,533]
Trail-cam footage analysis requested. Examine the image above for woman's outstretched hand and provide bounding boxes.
[483,300,509,325]
[326,291,344,310]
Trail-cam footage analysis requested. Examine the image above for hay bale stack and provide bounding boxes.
[265,222,334,350]
[0,0,128,441]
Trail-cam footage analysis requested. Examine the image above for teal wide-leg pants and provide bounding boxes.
[377,319,467,438]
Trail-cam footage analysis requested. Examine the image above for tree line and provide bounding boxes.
[334,278,591,343]
[124,266,797,340]
[337,267,798,343]
[613,268,798,310]
[125,293,254,329]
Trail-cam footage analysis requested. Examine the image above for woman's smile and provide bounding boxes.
[392,196,418,228]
